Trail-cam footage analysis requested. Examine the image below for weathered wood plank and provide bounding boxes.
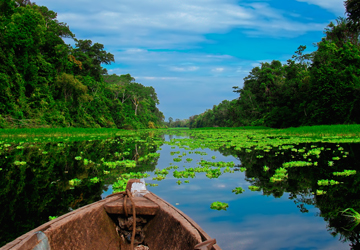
[104,196,159,215]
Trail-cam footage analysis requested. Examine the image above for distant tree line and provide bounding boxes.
[190,1,360,129]
[0,0,164,129]
[164,117,189,128]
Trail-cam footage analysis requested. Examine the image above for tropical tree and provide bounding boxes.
[168,117,173,127]
[307,39,360,125]
[345,0,360,25]
[71,39,115,81]
[0,1,165,129]
[322,17,360,47]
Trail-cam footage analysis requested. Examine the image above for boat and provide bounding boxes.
[1,179,221,250]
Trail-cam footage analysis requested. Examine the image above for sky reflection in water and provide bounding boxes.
[104,134,347,250]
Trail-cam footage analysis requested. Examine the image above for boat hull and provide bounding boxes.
[1,186,221,250]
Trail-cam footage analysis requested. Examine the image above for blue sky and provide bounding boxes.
[35,0,346,121]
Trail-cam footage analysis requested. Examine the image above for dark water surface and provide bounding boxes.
[1,132,359,249]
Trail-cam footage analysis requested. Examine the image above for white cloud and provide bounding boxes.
[33,0,341,119]
[109,49,245,72]
[124,48,147,53]
[236,67,247,73]
[169,66,199,72]
[39,0,331,48]
[212,67,224,72]
[251,62,261,67]
[136,76,179,80]
[296,0,345,15]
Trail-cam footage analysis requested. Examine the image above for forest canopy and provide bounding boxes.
[0,0,164,129]
[189,2,360,129]
[2,0,359,130]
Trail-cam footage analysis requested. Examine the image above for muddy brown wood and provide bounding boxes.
[1,179,222,250]
[104,196,159,215]
[1,194,122,250]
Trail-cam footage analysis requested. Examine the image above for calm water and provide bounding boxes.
[125,135,349,250]
[1,131,359,249]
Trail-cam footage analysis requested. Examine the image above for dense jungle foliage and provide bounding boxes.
[164,117,189,128]
[190,0,360,129]
[0,0,165,129]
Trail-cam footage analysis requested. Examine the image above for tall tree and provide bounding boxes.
[345,0,360,25]
[307,39,360,125]
[72,39,115,81]
[168,117,173,127]
[322,17,360,47]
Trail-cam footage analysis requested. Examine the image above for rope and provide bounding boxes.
[121,190,137,249]
[127,189,137,250]
[123,193,128,217]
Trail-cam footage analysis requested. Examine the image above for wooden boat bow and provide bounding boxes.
[1,179,221,250]
[194,239,217,250]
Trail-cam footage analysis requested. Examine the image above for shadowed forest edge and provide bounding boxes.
[1,0,360,130]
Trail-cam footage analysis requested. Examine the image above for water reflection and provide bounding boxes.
[0,134,160,246]
[143,135,354,249]
[1,131,360,249]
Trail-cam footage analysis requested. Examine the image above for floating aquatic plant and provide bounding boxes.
[232,187,245,194]
[333,170,356,176]
[14,161,26,166]
[152,175,166,181]
[317,179,340,186]
[173,169,196,178]
[282,161,314,168]
[103,159,136,168]
[90,177,99,183]
[276,167,287,174]
[113,172,150,192]
[248,186,261,191]
[195,151,207,155]
[154,169,169,175]
[223,166,233,173]
[49,216,58,221]
[210,201,229,211]
[69,178,81,187]
[205,168,222,179]
[316,190,326,195]
[113,179,127,192]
